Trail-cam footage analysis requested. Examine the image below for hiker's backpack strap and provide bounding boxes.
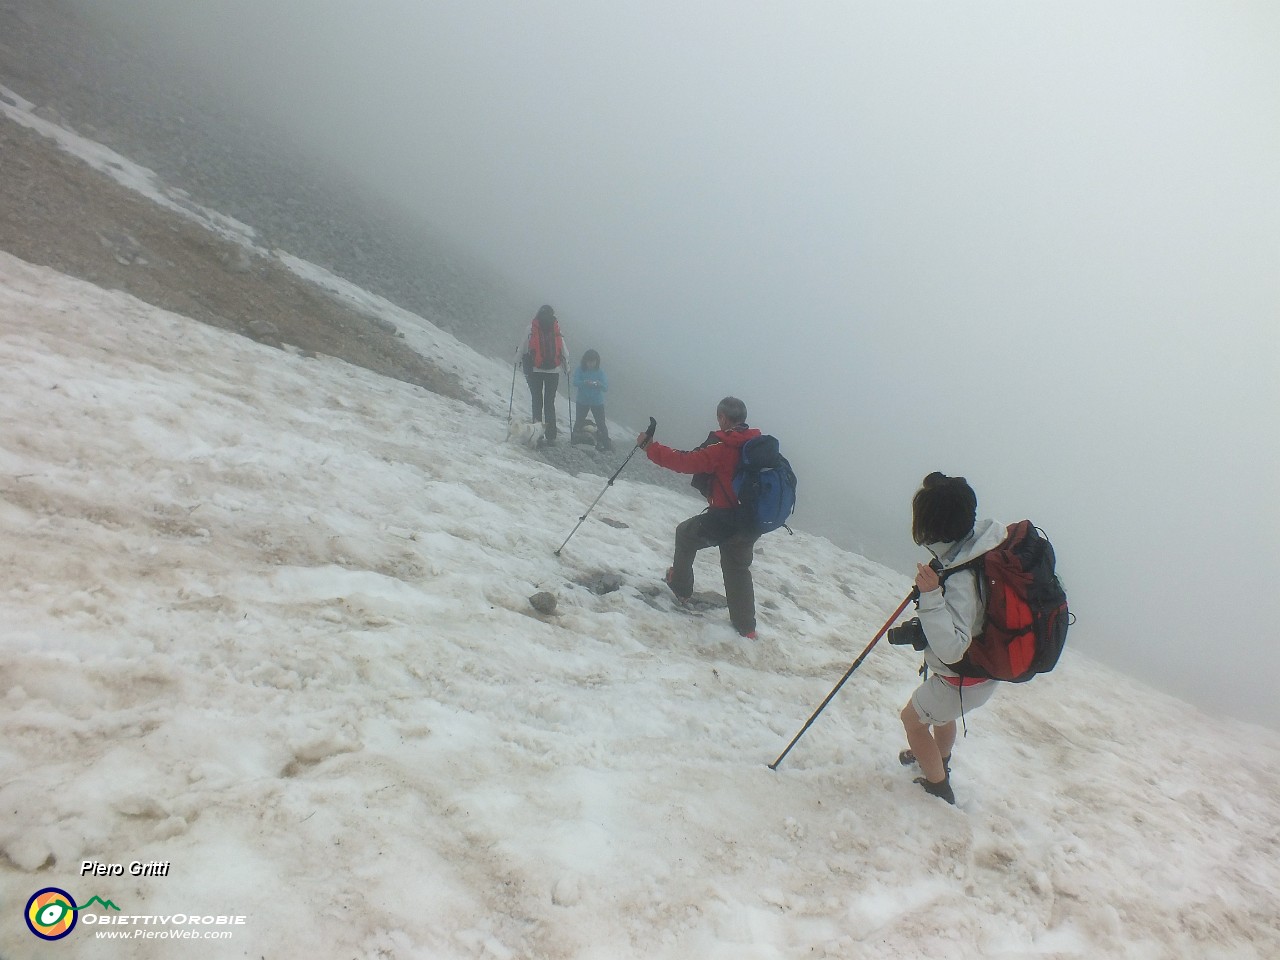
[938,556,985,603]
[938,556,981,580]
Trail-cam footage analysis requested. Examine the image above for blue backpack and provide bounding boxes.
[732,435,797,535]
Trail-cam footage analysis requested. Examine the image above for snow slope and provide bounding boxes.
[0,95,1278,957]
[1,250,1278,959]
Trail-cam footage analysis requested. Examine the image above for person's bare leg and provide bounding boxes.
[900,702,946,783]
[934,720,957,765]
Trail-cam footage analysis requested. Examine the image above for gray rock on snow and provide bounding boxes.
[529,592,558,614]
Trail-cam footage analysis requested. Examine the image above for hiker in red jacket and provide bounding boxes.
[519,305,568,443]
[637,397,761,639]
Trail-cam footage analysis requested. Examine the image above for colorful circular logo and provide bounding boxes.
[26,887,78,940]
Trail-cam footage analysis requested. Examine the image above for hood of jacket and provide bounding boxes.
[926,518,1008,571]
[713,426,759,449]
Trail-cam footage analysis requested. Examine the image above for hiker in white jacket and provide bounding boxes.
[898,473,1006,804]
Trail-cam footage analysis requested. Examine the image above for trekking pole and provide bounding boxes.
[566,366,575,439]
[554,417,656,556]
[768,588,919,770]
[564,363,573,440]
[507,358,519,423]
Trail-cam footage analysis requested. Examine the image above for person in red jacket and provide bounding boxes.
[519,305,568,443]
[637,396,761,639]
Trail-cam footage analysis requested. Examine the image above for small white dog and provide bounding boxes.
[505,420,544,448]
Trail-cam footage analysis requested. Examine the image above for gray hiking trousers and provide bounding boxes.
[668,511,758,635]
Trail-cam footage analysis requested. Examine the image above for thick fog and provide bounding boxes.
[74,1,1279,728]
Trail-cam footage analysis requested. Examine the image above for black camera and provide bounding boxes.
[887,617,928,651]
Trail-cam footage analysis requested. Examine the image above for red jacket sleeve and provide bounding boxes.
[644,441,724,475]
[645,441,740,508]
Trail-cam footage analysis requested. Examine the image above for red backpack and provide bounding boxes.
[528,320,564,370]
[941,520,1070,682]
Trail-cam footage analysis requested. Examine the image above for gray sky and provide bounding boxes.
[80,1,1280,727]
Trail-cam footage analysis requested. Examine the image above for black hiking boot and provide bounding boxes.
[664,567,690,604]
[914,775,956,805]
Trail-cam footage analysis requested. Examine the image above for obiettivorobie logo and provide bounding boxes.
[24,887,248,942]
[25,888,121,941]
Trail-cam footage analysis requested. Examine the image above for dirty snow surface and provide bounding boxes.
[1,255,1278,958]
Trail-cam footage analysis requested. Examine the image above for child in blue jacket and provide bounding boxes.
[571,350,612,451]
